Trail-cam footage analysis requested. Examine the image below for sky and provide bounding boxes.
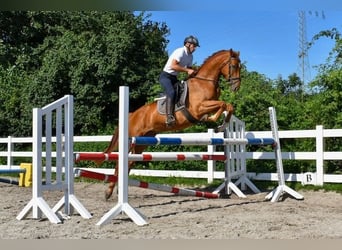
[144,10,341,82]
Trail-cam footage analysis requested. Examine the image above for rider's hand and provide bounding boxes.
[187,68,195,75]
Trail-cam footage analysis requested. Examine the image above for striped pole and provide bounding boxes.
[0,169,26,186]
[129,179,220,199]
[75,168,117,182]
[75,152,226,162]
[75,152,119,162]
[75,169,219,199]
[130,137,276,146]
[0,177,19,185]
[0,169,26,174]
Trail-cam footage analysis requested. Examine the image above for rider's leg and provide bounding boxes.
[165,95,176,127]
[159,72,177,126]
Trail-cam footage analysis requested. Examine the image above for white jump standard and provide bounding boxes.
[265,107,304,202]
[17,95,91,224]
[97,86,148,226]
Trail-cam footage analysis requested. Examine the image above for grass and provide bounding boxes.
[129,175,342,194]
[296,182,342,193]
[75,173,342,194]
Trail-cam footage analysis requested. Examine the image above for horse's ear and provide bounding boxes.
[237,51,240,56]
[229,48,233,56]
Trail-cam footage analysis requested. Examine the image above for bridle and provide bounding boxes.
[220,56,241,86]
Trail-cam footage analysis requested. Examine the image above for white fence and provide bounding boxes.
[1,126,342,186]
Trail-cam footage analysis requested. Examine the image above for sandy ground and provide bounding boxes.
[0,181,341,239]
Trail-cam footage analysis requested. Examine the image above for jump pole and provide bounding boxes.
[0,169,26,174]
[0,168,26,186]
[0,177,19,185]
[75,152,226,162]
[96,86,148,226]
[130,137,275,146]
[75,168,219,199]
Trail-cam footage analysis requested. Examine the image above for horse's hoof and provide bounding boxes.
[105,191,112,201]
[215,122,229,133]
[215,126,224,133]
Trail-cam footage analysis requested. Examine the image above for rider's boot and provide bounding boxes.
[165,96,176,127]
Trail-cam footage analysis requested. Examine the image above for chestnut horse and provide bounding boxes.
[101,49,241,200]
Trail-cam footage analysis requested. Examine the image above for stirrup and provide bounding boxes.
[166,115,176,127]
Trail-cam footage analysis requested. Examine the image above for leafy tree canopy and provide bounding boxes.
[0,11,169,136]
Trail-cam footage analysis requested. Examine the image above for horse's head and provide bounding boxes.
[221,49,241,92]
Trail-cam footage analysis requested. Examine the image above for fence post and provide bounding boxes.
[207,129,215,183]
[7,136,13,169]
[316,125,324,186]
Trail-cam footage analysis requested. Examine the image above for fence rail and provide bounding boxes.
[1,125,342,186]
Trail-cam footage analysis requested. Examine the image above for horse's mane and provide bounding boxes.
[201,50,228,66]
[191,49,238,78]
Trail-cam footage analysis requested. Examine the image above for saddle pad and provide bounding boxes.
[157,81,188,115]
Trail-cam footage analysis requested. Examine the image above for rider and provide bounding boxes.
[159,35,200,127]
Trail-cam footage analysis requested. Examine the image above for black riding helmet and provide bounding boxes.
[184,35,200,47]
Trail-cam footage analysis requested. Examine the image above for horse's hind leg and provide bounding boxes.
[105,164,120,200]
[105,160,117,200]
[104,144,147,200]
[105,161,134,200]
[105,180,117,200]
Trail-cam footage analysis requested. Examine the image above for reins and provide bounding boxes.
[192,75,216,82]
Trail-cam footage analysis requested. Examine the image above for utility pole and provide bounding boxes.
[298,11,325,91]
[298,11,310,88]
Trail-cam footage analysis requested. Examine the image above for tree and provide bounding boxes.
[306,28,342,174]
[307,28,342,128]
[0,11,169,136]
[221,68,276,131]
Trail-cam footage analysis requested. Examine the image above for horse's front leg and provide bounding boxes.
[197,100,234,132]
[215,111,231,132]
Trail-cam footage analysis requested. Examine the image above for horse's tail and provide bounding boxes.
[93,127,119,166]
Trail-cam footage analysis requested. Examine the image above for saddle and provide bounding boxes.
[156,81,199,124]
